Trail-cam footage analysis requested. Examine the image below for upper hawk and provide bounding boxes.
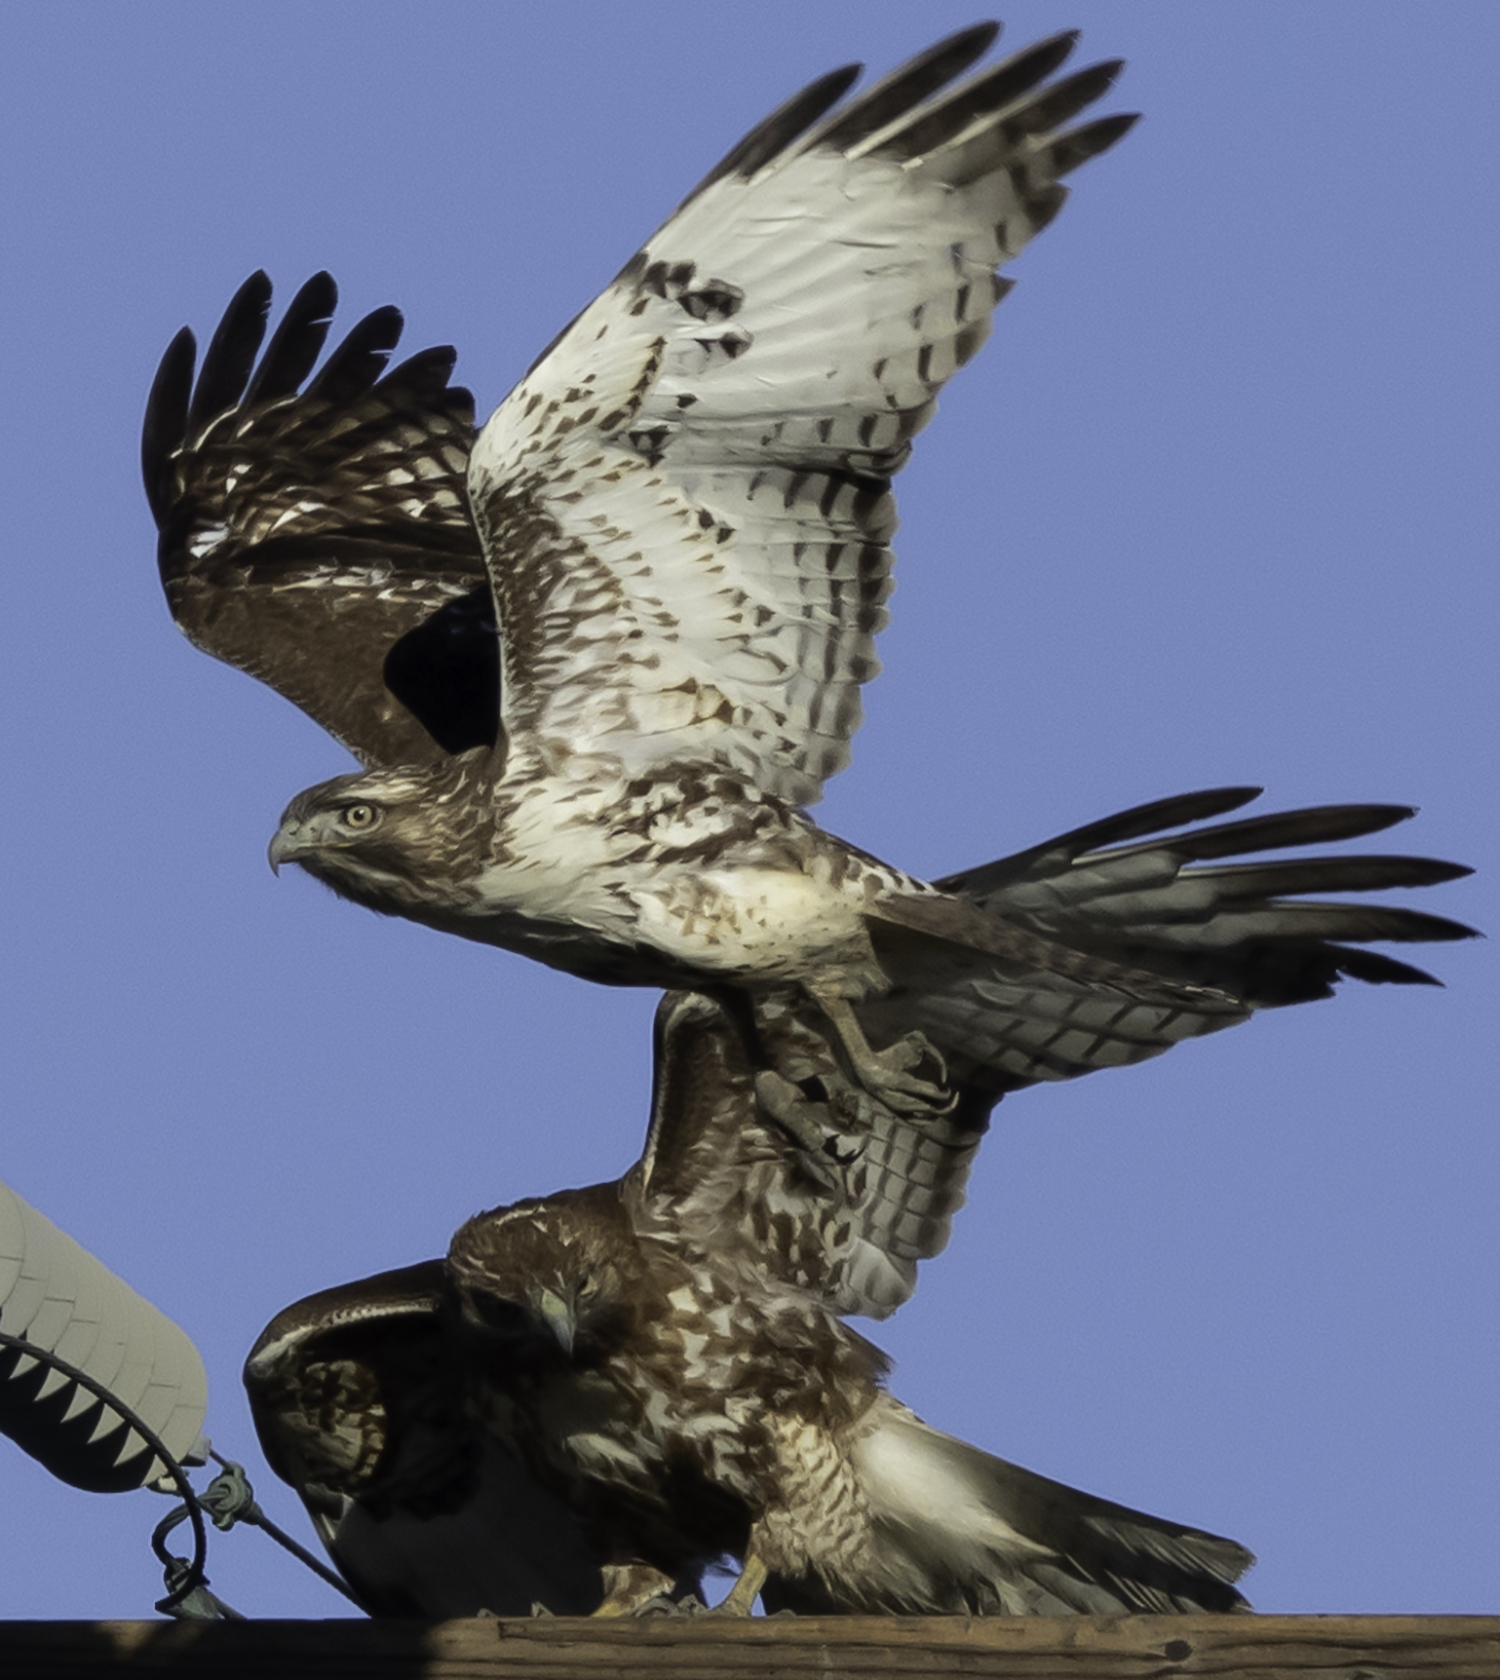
[144,23,1474,1116]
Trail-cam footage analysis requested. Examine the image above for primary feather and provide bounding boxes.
[467,24,1134,807]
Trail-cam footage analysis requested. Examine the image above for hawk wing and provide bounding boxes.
[245,1262,604,1616]
[630,788,1474,1311]
[631,990,993,1321]
[468,25,1136,804]
[144,271,498,768]
[863,788,1477,1092]
[763,1394,1252,1616]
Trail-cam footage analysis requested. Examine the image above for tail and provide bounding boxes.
[764,1396,1252,1616]
[861,788,1475,1094]
[941,788,1474,1002]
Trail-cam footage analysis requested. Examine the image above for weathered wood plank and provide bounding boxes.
[1,1614,1497,1680]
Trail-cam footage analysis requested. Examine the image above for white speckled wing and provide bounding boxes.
[634,991,992,1322]
[470,26,1135,804]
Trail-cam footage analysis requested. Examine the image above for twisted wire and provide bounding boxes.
[0,1329,362,1614]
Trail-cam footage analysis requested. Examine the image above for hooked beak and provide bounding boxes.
[535,1288,577,1357]
[267,825,304,876]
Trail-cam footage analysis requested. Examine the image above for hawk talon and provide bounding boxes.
[631,1592,708,1619]
[853,1033,957,1117]
[754,1071,858,1190]
[753,1070,833,1150]
[808,992,956,1117]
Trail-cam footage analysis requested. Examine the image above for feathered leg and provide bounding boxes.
[714,1548,769,1617]
[592,1561,680,1617]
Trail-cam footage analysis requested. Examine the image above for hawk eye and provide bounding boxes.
[341,802,378,831]
[469,1293,530,1337]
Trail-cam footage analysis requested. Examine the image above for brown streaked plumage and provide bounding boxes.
[244,1261,626,1617]
[143,269,497,767]
[445,991,1255,1616]
[257,25,1179,1113]
[249,990,1253,1617]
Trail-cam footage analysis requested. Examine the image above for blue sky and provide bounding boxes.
[0,3,1494,1619]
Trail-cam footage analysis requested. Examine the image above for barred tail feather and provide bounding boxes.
[940,790,1477,1008]
[861,791,1476,1094]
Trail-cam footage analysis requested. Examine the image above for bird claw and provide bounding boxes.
[807,991,956,1118]
[631,1592,709,1619]
[854,1032,956,1116]
[711,1551,769,1616]
[754,1070,831,1147]
[754,1071,864,1186]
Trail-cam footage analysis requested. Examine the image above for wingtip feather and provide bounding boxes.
[185,269,273,432]
[141,324,197,522]
[244,270,339,405]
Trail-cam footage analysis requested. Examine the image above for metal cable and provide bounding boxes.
[202,1450,363,1603]
[0,1330,363,1614]
[0,1327,209,1613]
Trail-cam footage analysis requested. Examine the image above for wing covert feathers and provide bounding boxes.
[469,26,1137,805]
[637,991,988,1321]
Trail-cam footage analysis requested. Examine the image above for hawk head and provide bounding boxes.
[448,1194,638,1362]
[267,751,493,913]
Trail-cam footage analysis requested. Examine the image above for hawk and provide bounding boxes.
[447,989,1254,1616]
[250,990,1252,1617]
[144,24,1473,1115]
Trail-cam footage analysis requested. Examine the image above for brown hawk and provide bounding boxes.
[445,989,1253,1615]
[250,990,1251,1616]
[144,29,1473,1118]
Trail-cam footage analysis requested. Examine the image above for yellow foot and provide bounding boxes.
[809,990,955,1117]
[714,1552,769,1617]
[857,1030,954,1115]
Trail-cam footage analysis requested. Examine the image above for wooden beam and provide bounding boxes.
[2,1615,1499,1680]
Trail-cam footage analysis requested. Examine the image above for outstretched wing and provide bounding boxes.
[765,1396,1252,1616]
[469,24,1135,805]
[630,792,1474,1316]
[245,1263,604,1616]
[631,990,994,1321]
[862,789,1478,1092]
[144,271,497,768]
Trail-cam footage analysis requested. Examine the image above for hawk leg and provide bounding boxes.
[753,1071,864,1188]
[714,1549,769,1617]
[806,988,954,1116]
[592,1561,680,1617]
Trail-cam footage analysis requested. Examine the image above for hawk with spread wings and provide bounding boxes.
[252,990,1252,1617]
[144,23,1473,1117]
[244,1261,617,1617]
